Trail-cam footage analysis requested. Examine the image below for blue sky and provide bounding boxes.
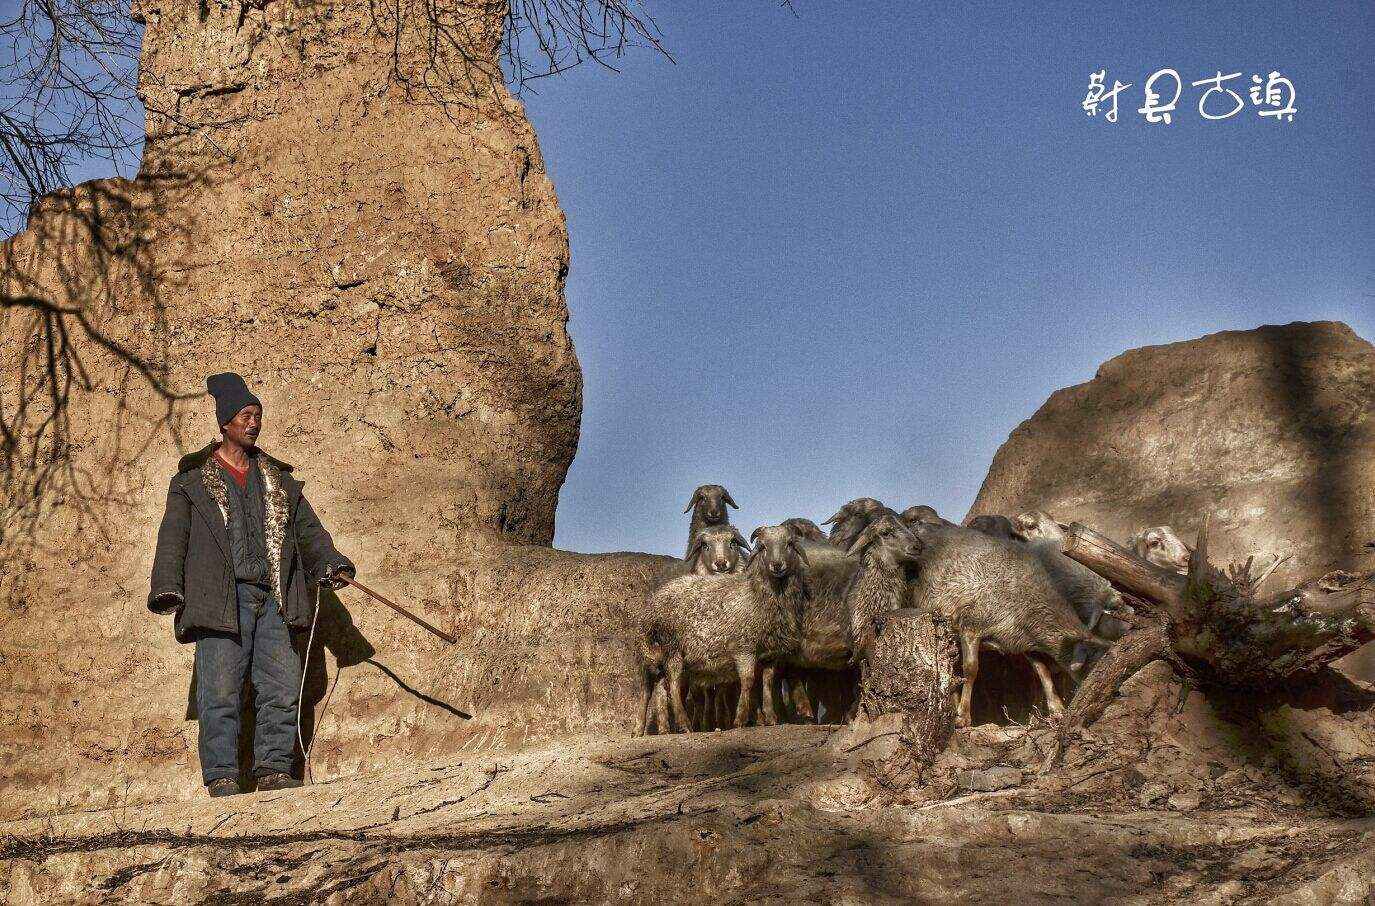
[520,1,1374,555]
[18,2,1372,557]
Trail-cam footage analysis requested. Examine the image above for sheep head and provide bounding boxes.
[966,514,1017,540]
[750,524,809,579]
[822,497,888,550]
[688,524,751,575]
[684,484,738,524]
[1130,525,1193,573]
[780,517,828,543]
[898,504,946,528]
[847,513,924,569]
[1012,510,1070,545]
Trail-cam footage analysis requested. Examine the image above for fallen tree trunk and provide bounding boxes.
[1061,518,1375,689]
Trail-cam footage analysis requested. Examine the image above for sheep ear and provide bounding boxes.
[821,507,845,526]
[791,541,810,567]
[750,526,764,545]
[723,489,738,509]
[731,526,751,552]
[683,489,702,514]
[846,523,878,556]
[686,537,705,563]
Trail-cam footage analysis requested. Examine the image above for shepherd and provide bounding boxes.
[148,372,355,797]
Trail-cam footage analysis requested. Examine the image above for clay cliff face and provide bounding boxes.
[0,0,595,817]
[968,321,1375,673]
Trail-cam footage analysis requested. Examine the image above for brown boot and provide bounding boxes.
[207,778,242,797]
[257,771,302,791]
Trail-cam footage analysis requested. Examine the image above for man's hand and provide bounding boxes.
[320,565,354,591]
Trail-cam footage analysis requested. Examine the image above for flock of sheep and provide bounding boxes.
[631,485,1197,735]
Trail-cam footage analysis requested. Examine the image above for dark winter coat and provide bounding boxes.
[147,442,355,642]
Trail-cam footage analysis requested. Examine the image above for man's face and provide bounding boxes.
[222,405,262,447]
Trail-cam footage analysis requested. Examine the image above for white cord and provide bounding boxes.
[297,580,323,785]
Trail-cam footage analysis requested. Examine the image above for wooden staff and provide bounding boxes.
[336,575,458,645]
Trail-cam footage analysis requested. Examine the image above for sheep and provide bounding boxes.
[634,524,753,733]
[899,504,956,529]
[780,522,867,722]
[1011,510,1132,672]
[639,524,809,732]
[1129,525,1193,573]
[683,484,738,559]
[779,514,923,724]
[904,521,1108,727]
[965,514,1017,540]
[676,523,753,728]
[781,517,829,544]
[686,523,751,575]
[839,514,926,666]
[822,497,889,551]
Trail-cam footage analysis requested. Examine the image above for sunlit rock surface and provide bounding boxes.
[969,320,1375,676]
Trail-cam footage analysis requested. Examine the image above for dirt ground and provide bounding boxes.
[3,661,1372,905]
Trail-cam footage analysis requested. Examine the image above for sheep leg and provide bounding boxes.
[653,679,672,734]
[734,654,760,728]
[666,654,691,732]
[1028,655,1066,717]
[688,686,704,731]
[721,682,738,728]
[759,664,780,726]
[789,674,816,724]
[635,668,654,737]
[1083,604,1103,633]
[957,629,982,728]
[769,668,787,723]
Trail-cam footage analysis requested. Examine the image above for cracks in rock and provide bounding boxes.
[98,859,167,891]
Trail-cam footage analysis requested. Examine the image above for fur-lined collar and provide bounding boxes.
[195,446,292,614]
[177,441,294,475]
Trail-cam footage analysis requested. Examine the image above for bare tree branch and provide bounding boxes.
[0,0,143,231]
[1,0,681,235]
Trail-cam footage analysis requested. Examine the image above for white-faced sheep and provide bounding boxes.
[686,523,752,575]
[678,523,753,729]
[1130,525,1193,573]
[683,484,738,559]
[637,523,752,734]
[638,524,809,732]
[905,522,1108,727]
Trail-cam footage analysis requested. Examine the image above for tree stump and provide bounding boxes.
[857,608,961,771]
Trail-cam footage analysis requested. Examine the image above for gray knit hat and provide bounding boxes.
[206,372,262,428]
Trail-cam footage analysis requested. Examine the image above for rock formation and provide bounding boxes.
[0,0,633,819]
[968,321,1375,675]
